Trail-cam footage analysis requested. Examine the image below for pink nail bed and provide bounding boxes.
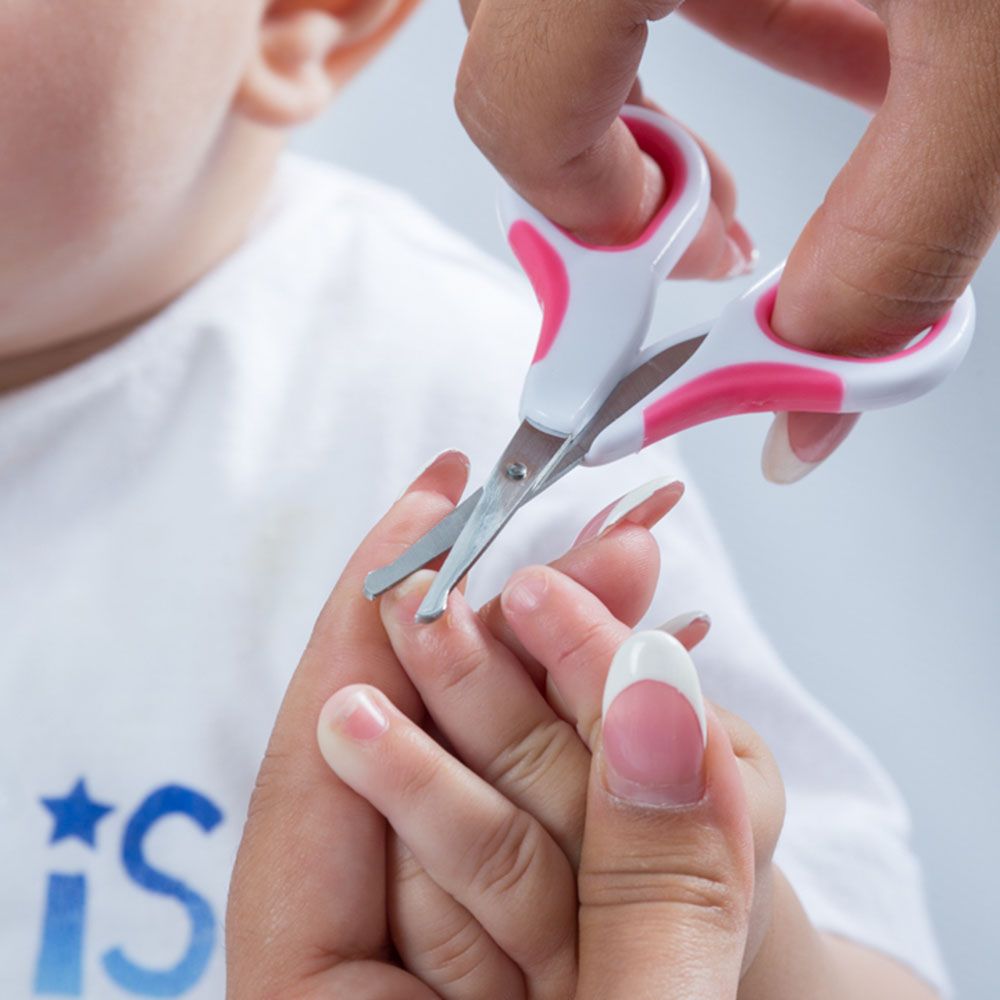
[603,680,705,806]
[573,477,683,546]
[787,411,860,464]
[502,572,546,615]
[328,687,388,743]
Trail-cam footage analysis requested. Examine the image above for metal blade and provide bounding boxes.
[526,331,709,497]
[364,329,710,611]
[363,490,482,600]
[415,421,567,622]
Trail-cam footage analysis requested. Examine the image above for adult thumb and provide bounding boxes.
[764,2,1000,482]
[577,632,755,999]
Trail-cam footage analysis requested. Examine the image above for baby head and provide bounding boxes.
[0,0,414,368]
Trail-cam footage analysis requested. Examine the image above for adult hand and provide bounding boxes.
[454,0,1000,480]
[373,514,936,999]
[374,560,776,999]
[224,460,690,997]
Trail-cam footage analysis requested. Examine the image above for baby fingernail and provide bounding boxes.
[382,570,436,628]
[502,570,547,615]
[601,631,707,807]
[573,478,683,546]
[321,685,388,744]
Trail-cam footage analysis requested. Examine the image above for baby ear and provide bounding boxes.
[235,0,414,127]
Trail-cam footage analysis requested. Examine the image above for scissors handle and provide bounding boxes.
[586,263,977,466]
[500,106,711,437]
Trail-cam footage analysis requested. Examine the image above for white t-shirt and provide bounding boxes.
[0,155,947,999]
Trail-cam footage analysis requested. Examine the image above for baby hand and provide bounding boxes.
[318,483,780,997]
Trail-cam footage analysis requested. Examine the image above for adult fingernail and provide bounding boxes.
[397,449,470,500]
[721,220,758,280]
[761,412,859,484]
[601,631,707,807]
[501,569,548,616]
[659,611,711,649]
[320,685,389,747]
[573,478,684,547]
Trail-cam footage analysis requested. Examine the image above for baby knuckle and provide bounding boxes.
[422,918,493,988]
[393,752,443,803]
[390,841,425,887]
[469,808,542,899]
[553,617,617,677]
[433,636,488,696]
[485,717,577,796]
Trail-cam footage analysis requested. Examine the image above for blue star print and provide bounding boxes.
[41,778,114,848]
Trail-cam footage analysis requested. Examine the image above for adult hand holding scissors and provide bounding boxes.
[225,453,761,998]
[454,0,1000,480]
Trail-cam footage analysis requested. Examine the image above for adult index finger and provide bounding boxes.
[456,0,685,246]
[226,451,469,995]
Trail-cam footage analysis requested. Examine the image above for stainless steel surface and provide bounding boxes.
[415,421,567,621]
[362,491,482,599]
[530,332,709,493]
[365,330,710,614]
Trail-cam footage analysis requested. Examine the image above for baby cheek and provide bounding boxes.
[0,1,258,264]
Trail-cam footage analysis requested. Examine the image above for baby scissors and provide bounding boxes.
[366,105,976,622]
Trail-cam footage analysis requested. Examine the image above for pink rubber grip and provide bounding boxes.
[642,363,844,446]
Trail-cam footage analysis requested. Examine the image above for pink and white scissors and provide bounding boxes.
[366,105,976,621]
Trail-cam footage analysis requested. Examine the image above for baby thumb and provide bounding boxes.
[577,631,755,999]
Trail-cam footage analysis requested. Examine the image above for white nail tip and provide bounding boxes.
[602,476,678,532]
[761,413,816,485]
[396,449,468,500]
[602,631,707,746]
[659,610,710,635]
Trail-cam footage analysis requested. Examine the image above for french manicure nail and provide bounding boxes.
[724,219,758,279]
[396,449,470,501]
[789,411,860,464]
[762,412,859,484]
[573,478,684,546]
[727,220,758,271]
[721,238,751,280]
[761,414,814,484]
[659,611,711,649]
[601,631,707,807]
[659,610,711,636]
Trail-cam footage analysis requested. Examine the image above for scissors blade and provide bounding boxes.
[528,329,709,496]
[364,328,709,610]
[415,421,568,622]
[363,490,482,600]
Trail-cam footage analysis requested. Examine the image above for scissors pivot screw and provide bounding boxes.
[505,462,528,481]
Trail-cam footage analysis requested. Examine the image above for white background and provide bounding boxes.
[294,4,1000,995]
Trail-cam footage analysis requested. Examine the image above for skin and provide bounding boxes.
[2,3,941,994]
[0,0,412,390]
[454,0,1000,476]
[228,453,759,997]
[228,453,939,999]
